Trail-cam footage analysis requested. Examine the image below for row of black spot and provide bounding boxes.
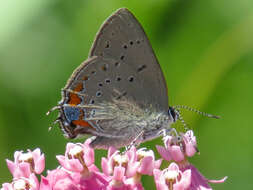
[104,39,143,62]
[91,63,146,77]
[122,39,141,49]
[105,39,142,50]
[90,75,135,104]
[97,75,135,88]
[88,64,146,104]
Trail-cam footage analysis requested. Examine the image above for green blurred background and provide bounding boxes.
[0,0,253,189]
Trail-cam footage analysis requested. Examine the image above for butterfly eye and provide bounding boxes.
[168,107,177,122]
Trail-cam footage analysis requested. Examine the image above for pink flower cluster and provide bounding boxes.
[1,131,227,190]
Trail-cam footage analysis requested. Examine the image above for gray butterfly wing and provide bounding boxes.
[63,56,146,143]
[89,8,168,111]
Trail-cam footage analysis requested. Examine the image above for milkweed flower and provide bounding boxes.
[180,164,227,190]
[1,132,226,190]
[56,139,97,174]
[153,162,191,190]
[102,146,161,189]
[156,130,227,190]
[1,173,39,190]
[6,148,45,178]
[156,130,197,162]
[55,139,109,189]
[136,148,162,176]
[40,168,78,190]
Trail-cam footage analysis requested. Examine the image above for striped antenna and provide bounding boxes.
[176,110,189,131]
[174,105,220,119]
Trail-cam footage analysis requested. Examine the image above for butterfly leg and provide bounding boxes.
[160,128,179,137]
[160,128,184,147]
[124,130,145,151]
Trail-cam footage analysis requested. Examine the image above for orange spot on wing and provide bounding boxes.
[72,109,93,128]
[83,76,89,81]
[73,120,91,127]
[68,83,83,105]
[68,93,81,105]
[74,83,83,92]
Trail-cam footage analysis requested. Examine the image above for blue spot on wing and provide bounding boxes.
[64,107,80,123]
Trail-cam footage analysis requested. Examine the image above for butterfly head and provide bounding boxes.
[168,106,179,123]
[168,105,220,130]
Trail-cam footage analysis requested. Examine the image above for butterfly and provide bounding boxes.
[47,8,218,149]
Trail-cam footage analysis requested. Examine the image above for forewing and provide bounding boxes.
[89,8,168,111]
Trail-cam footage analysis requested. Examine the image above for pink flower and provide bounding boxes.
[180,164,227,190]
[78,171,109,190]
[135,148,162,176]
[56,139,97,175]
[55,139,109,190]
[106,166,129,190]
[124,175,144,190]
[156,130,198,162]
[101,147,139,179]
[102,147,161,177]
[156,130,227,189]
[102,147,150,189]
[1,131,227,190]
[40,168,79,190]
[1,173,39,190]
[182,130,197,157]
[106,166,143,190]
[6,148,45,178]
[153,162,191,190]
[41,168,108,190]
